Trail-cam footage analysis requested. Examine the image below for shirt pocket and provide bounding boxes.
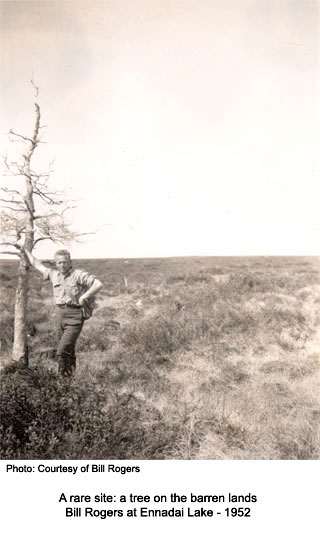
[53,283,63,295]
[65,282,81,298]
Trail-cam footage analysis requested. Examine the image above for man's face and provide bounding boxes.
[55,255,71,274]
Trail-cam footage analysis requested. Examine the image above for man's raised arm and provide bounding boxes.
[23,249,48,275]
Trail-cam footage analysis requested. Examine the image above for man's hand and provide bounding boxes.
[78,280,103,306]
[78,295,88,307]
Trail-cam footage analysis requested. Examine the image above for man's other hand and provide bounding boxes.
[78,295,88,307]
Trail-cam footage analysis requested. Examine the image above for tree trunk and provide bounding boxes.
[11,102,39,366]
[12,257,30,365]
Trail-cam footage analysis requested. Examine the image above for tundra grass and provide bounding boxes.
[1,256,319,459]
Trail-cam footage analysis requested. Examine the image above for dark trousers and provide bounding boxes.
[56,307,84,375]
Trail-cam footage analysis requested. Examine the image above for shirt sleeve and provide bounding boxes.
[43,268,53,282]
[75,269,97,288]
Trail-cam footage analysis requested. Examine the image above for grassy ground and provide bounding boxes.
[1,256,319,459]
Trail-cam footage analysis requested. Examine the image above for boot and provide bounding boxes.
[69,356,77,375]
[57,355,73,377]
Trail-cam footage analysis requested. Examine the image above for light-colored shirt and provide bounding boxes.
[43,268,97,305]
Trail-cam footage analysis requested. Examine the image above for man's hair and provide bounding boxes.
[54,249,71,260]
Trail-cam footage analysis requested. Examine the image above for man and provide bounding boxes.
[24,248,103,376]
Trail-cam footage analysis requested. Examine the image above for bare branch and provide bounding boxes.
[48,158,55,170]
[9,130,35,144]
[2,173,25,178]
[0,205,25,213]
[61,205,77,215]
[34,187,62,197]
[1,241,22,249]
[33,236,54,246]
[72,231,97,240]
[34,212,60,220]
[9,137,30,145]
[29,170,53,179]
[2,155,25,175]
[0,250,21,256]
[3,156,10,171]
[33,188,63,205]
[31,75,39,98]
[33,204,76,221]
[1,209,25,225]
[0,198,23,205]
[0,187,22,194]
[0,190,24,204]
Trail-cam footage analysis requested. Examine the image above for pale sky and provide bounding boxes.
[1,0,319,258]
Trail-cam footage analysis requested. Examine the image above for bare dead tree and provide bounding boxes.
[1,86,93,365]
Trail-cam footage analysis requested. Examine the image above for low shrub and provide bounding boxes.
[0,360,182,459]
[0,362,107,459]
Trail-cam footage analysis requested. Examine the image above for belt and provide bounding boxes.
[57,304,81,309]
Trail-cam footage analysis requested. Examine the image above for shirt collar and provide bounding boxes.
[60,267,73,279]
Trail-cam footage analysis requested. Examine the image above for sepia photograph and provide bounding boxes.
[0,0,319,462]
